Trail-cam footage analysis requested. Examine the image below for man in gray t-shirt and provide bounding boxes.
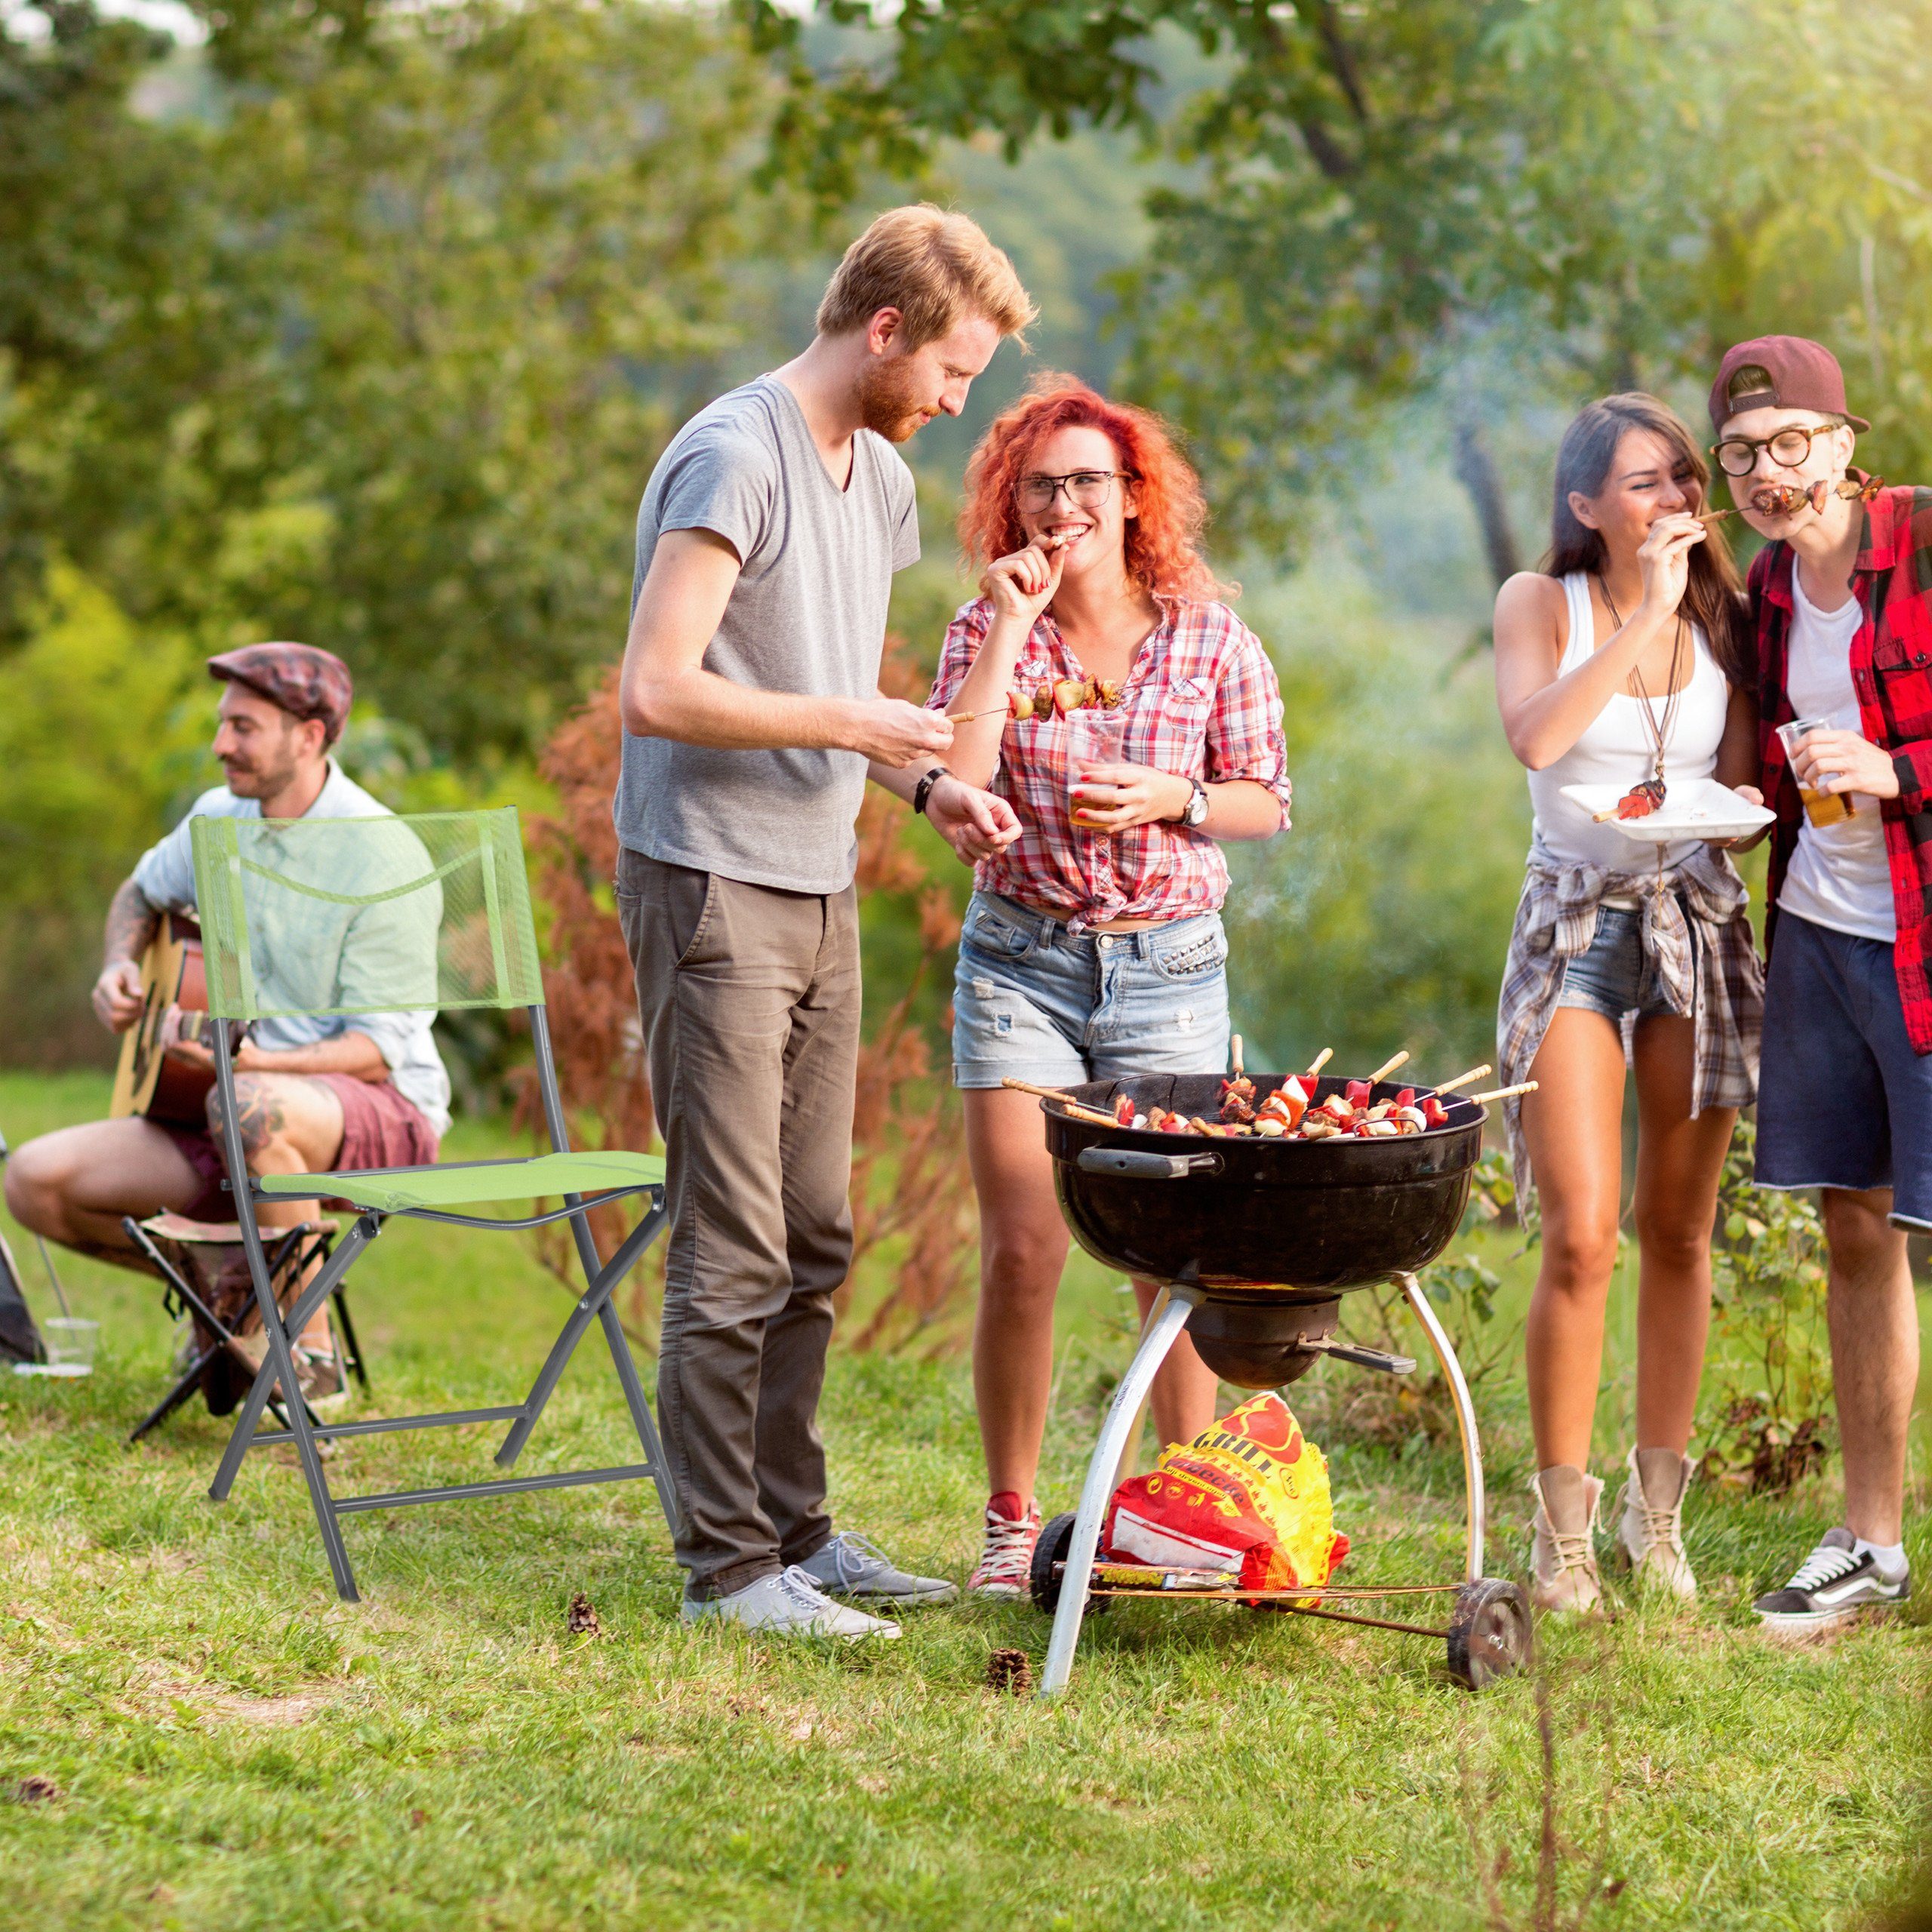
[614,206,1032,1638]
[614,374,922,892]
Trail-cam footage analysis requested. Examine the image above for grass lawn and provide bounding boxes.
[1,1069,1926,1931]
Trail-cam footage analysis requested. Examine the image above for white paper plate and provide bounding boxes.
[1558,777,1774,845]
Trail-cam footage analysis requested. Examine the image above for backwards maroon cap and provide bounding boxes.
[207,642,353,745]
[1709,334,1869,435]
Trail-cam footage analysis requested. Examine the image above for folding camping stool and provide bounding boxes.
[120,1212,362,1444]
[189,805,678,1601]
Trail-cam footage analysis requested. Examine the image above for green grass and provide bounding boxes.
[1,1069,1926,1931]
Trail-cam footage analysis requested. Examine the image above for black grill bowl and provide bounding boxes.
[1045,1075,1486,1298]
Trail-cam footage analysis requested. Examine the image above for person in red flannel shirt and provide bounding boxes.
[1714,335,1922,1633]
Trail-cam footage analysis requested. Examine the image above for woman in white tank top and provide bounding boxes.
[1491,394,1765,1617]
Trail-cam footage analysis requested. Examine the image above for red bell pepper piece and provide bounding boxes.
[1346,1078,1371,1108]
[1421,1095,1449,1128]
[1114,1094,1136,1126]
[1395,1088,1414,1109]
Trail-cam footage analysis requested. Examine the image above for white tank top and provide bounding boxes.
[1526,573,1730,873]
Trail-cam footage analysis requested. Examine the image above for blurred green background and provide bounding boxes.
[2,0,1925,1083]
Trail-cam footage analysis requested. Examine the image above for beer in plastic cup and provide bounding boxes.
[1777,716,1857,826]
[42,1318,99,1378]
[1066,713,1127,828]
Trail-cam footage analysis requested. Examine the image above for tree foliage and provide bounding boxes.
[743,0,1932,556]
[2,0,812,756]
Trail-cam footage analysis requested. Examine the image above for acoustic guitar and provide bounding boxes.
[108,914,224,1126]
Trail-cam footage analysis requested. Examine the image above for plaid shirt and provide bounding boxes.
[927,596,1292,930]
[1496,841,1763,1211]
[1752,481,1932,1053]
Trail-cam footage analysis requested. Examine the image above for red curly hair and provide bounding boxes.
[956,374,1231,601]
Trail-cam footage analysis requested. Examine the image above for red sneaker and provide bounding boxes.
[968,1493,1042,1599]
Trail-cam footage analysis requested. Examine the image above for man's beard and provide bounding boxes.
[855,355,931,444]
[223,754,300,800]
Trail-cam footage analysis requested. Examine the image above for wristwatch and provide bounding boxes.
[912,766,950,817]
[1180,778,1210,828]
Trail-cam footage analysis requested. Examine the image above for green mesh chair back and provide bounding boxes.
[191,806,543,1023]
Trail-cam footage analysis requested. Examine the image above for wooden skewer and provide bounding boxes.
[1304,1047,1333,1078]
[944,703,1010,723]
[1466,1081,1538,1106]
[1230,1034,1244,1081]
[1366,1049,1409,1085]
[999,1076,1121,1128]
[1431,1064,1493,1097]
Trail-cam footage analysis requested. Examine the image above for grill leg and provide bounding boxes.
[1398,1270,1484,1582]
[1038,1287,1199,1700]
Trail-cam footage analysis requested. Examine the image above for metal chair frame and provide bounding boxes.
[205,1004,679,1602]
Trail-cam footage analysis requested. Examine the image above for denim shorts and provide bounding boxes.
[1555,904,1676,1023]
[1755,909,1932,1229]
[951,891,1232,1090]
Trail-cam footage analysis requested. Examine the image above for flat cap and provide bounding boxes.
[207,643,352,745]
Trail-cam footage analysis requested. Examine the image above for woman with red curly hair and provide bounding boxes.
[922,374,1293,1596]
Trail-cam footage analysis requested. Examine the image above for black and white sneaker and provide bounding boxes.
[1752,1527,1910,1634]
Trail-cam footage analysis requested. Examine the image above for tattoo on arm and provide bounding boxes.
[103,878,160,968]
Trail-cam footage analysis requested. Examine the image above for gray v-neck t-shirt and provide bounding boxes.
[613,375,921,895]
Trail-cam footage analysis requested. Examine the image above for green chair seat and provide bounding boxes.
[259,1150,665,1214]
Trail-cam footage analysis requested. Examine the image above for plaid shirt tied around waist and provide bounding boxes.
[927,595,1292,931]
[1751,481,1932,1052]
[1497,841,1763,1210]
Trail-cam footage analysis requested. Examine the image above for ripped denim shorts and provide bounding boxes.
[951,891,1232,1091]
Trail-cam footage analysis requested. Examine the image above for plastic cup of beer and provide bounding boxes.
[1777,716,1856,826]
[42,1318,100,1378]
[1066,713,1127,828]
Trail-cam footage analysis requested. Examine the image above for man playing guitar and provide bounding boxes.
[3,644,450,1401]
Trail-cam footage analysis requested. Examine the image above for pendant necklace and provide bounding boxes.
[1596,576,1687,823]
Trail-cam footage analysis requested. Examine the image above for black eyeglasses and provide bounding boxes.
[1711,423,1843,477]
[1015,469,1137,512]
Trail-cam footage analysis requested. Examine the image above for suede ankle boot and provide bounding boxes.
[1614,1446,1697,1600]
[1528,1464,1604,1614]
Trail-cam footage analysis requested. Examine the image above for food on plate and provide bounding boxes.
[1593,777,1668,823]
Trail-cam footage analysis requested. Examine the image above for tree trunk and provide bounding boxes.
[1452,417,1521,590]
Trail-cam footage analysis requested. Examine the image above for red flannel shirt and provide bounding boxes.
[1752,481,1932,1052]
[927,595,1292,931]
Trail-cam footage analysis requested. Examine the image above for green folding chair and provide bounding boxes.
[190,805,678,1601]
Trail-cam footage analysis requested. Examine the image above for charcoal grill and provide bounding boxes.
[1029,1073,1531,1697]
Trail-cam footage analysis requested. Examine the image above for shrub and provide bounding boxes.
[1697,1118,1834,1494]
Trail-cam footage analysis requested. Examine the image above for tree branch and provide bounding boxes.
[1296,0,1370,125]
[1297,116,1357,178]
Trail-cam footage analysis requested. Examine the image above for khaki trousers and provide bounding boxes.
[616,848,860,1598]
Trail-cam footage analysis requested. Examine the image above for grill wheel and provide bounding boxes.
[1446,1577,1534,1689]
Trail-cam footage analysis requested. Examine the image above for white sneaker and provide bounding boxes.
[680,1564,902,1641]
[1613,1446,1697,1600]
[1528,1466,1604,1614]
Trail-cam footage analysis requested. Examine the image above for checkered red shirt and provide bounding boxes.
[1752,481,1932,1052]
[927,595,1291,930]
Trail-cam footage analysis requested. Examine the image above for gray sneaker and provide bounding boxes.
[794,1531,958,1606]
[681,1564,902,1641]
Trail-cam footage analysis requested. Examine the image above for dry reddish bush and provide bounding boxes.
[522,647,976,1354]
